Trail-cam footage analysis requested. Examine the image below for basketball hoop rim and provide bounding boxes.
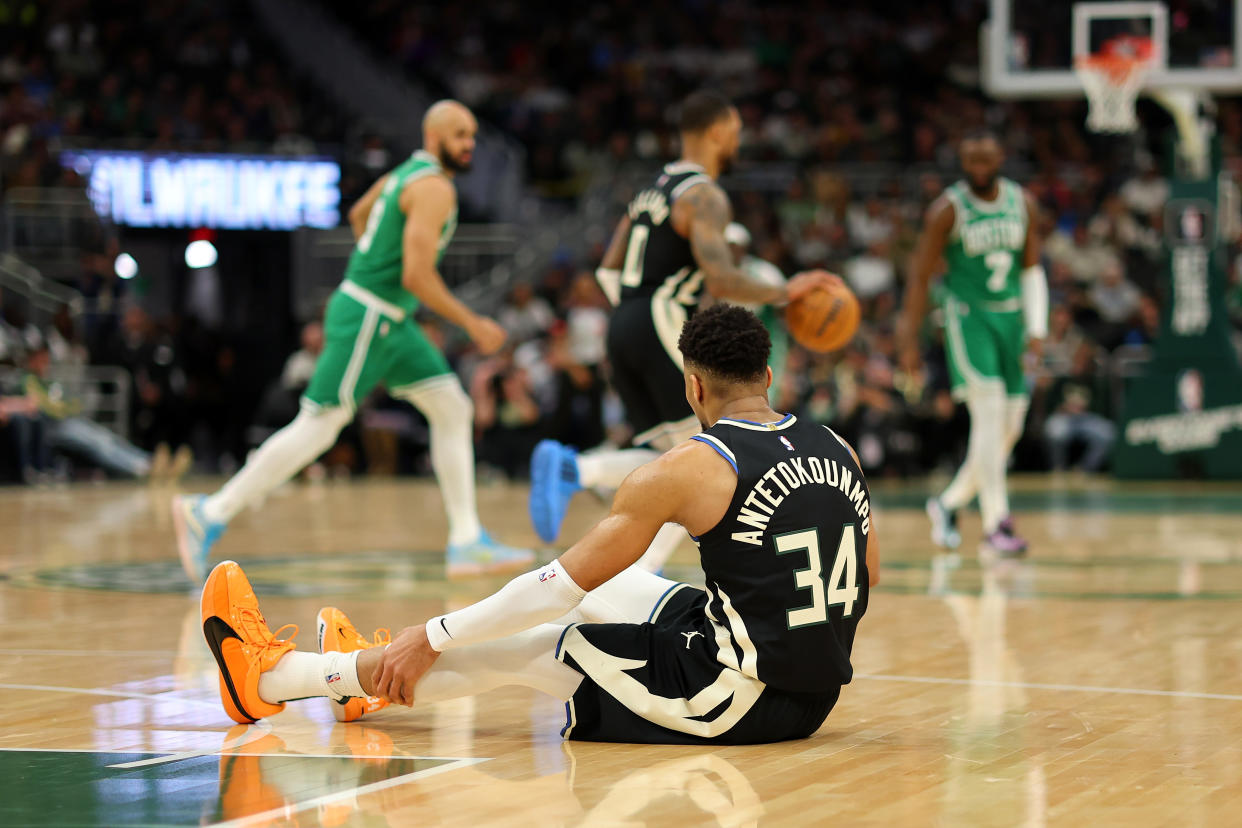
[1075,53,1156,85]
[1074,35,1157,84]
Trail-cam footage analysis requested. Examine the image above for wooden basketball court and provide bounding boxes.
[1,475,1239,826]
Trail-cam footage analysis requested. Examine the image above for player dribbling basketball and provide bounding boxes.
[528,90,835,573]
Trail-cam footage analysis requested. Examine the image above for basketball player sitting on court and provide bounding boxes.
[201,305,880,744]
[172,100,533,583]
[530,90,835,574]
[898,128,1047,556]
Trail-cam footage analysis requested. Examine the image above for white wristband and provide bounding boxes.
[425,559,586,652]
[1020,264,1049,339]
[595,268,622,307]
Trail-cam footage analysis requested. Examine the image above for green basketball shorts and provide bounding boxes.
[302,285,452,412]
[942,296,1028,400]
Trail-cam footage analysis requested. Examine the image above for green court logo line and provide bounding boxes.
[869,489,1242,513]
[0,748,489,828]
[13,549,1242,601]
[10,550,525,596]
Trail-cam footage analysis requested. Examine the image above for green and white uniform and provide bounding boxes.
[304,150,458,412]
[940,177,1029,400]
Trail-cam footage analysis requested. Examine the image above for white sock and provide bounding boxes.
[940,396,1030,513]
[414,625,582,702]
[257,650,366,703]
[578,449,658,490]
[203,405,351,524]
[1004,396,1029,449]
[938,457,976,512]
[636,523,688,573]
[566,565,681,624]
[962,387,1008,533]
[395,378,482,546]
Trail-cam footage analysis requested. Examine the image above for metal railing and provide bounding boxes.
[2,187,109,283]
[290,223,524,321]
[0,365,131,440]
[0,253,84,325]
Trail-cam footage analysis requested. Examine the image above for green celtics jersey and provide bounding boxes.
[942,177,1028,309]
[344,150,458,313]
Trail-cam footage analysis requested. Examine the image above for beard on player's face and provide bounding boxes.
[439,146,473,173]
[967,170,999,194]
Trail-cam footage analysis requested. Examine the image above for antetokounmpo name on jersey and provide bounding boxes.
[731,458,870,546]
[961,217,1024,257]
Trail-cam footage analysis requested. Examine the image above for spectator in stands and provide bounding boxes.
[1120,156,1170,219]
[1089,260,1143,350]
[0,367,47,484]
[252,320,325,438]
[0,293,43,365]
[1045,222,1121,284]
[544,319,605,452]
[46,305,88,369]
[844,240,897,304]
[1042,305,1089,376]
[497,282,554,345]
[23,344,189,480]
[0,288,24,365]
[1042,343,1116,472]
[97,305,188,453]
[280,320,324,393]
[470,350,541,480]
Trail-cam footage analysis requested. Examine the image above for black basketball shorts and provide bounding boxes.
[606,299,698,447]
[555,585,841,745]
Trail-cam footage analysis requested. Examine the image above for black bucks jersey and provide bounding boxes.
[605,162,716,446]
[691,414,870,693]
[619,161,711,307]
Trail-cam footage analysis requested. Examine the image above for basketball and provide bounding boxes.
[784,277,861,353]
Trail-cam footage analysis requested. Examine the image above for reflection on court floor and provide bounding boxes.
[0,478,1240,826]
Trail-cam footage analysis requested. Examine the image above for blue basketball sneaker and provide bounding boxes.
[446,531,535,579]
[529,439,582,543]
[172,494,225,584]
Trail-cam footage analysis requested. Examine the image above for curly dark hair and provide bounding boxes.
[678,304,770,385]
[677,89,734,134]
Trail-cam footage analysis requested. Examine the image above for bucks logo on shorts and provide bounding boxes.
[941,177,1030,399]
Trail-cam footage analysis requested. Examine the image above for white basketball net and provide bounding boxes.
[1075,54,1154,133]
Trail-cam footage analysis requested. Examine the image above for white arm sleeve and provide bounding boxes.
[595,268,622,307]
[425,559,587,652]
[1021,263,1049,339]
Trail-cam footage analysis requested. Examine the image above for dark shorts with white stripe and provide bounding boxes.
[555,586,841,745]
[606,299,696,445]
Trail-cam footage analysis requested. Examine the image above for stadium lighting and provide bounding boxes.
[185,239,219,269]
[114,252,138,280]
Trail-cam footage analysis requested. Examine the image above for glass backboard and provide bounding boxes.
[983,0,1242,97]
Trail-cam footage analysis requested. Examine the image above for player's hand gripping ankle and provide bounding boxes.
[371,624,440,706]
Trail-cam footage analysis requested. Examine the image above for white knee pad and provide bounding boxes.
[395,377,472,427]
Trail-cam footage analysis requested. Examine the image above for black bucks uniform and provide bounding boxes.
[607,161,713,448]
[556,414,871,744]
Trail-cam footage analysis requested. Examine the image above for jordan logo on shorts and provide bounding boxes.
[680,631,703,649]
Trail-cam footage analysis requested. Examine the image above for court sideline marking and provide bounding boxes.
[211,757,490,828]
[0,682,223,709]
[856,673,1242,702]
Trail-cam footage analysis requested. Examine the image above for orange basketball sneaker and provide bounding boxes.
[317,606,391,722]
[201,560,298,724]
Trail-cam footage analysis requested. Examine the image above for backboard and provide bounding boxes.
[983,0,1242,98]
